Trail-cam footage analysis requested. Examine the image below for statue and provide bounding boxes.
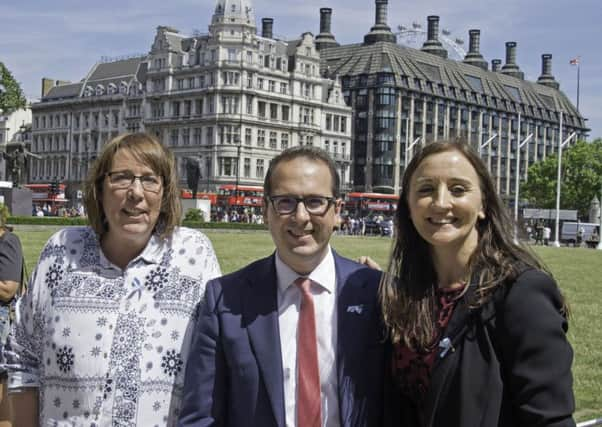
[185,156,203,199]
[2,143,42,188]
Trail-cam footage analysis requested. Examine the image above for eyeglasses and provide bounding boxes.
[106,170,163,192]
[268,195,336,216]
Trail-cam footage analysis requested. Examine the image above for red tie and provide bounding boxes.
[294,277,322,427]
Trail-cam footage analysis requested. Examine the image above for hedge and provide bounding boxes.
[7,216,267,231]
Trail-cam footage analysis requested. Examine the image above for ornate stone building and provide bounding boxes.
[29,0,352,201]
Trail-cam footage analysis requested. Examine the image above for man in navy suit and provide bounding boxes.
[179,146,386,427]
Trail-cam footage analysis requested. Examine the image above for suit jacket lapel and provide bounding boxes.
[334,251,374,425]
[243,255,286,427]
[424,284,477,427]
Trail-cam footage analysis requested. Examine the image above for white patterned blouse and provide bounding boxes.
[7,226,221,426]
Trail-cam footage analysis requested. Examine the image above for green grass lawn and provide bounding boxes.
[13,226,602,421]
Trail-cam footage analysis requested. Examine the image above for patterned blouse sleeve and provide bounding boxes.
[6,232,60,389]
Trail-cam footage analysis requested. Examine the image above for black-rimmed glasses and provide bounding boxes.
[268,195,336,215]
[106,171,163,192]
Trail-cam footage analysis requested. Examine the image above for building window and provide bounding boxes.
[245,128,252,145]
[182,128,190,145]
[270,103,278,120]
[244,158,251,177]
[281,133,289,149]
[268,80,276,92]
[170,129,179,146]
[206,126,213,144]
[269,131,277,148]
[257,130,265,147]
[194,127,202,144]
[280,82,288,94]
[258,102,266,119]
[256,159,264,178]
[246,96,253,114]
[282,105,290,122]
[326,114,332,131]
[219,157,236,176]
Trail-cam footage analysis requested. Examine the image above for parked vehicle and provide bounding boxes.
[560,222,600,245]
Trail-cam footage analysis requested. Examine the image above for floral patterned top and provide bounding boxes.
[7,226,221,427]
[392,285,466,425]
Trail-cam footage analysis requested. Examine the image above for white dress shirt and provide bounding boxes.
[275,248,340,427]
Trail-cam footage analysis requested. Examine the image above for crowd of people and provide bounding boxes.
[0,132,576,426]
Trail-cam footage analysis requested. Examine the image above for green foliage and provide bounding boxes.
[7,216,89,226]
[0,203,9,226]
[522,139,602,218]
[183,208,204,222]
[0,62,27,114]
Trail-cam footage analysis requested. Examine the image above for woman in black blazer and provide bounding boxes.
[380,140,575,427]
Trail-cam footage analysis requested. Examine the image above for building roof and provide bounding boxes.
[321,41,585,128]
[87,57,146,82]
[44,83,83,100]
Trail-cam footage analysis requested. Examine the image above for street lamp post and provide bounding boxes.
[514,133,533,223]
[405,136,421,169]
[479,133,498,157]
[597,183,602,250]
[551,130,577,247]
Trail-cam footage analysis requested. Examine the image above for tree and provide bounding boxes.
[0,62,26,114]
[521,139,602,218]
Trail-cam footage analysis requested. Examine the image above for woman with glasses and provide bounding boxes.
[7,133,220,426]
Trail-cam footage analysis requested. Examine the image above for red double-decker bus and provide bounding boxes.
[344,192,399,217]
[180,189,217,204]
[216,185,264,213]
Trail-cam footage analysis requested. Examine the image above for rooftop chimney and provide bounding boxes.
[364,0,397,45]
[463,29,488,70]
[315,8,339,50]
[501,41,524,79]
[421,16,448,59]
[491,59,502,72]
[537,54,560,89]
[261,18,273,39]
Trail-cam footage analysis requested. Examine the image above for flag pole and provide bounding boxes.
[576,61,580,112]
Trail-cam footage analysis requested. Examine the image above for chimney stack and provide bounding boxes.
[421,16,448,59]
[364,0,397,45]
[501,41,524,79]
[491,59,502,72]
[463,29,488,70]
[261,18,273,39]
[537,54,560,89]
[315,8,339,50]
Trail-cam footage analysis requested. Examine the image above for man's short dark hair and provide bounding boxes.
[263,146,340,198]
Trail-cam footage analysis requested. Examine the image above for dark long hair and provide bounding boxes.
[380,140,551,350]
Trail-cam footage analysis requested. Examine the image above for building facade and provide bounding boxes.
[29,0,587,205]
[319,0,588,197]
[29,0,352,202]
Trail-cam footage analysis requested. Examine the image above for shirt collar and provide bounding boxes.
[96,231,166,270]
[275,246,336,294]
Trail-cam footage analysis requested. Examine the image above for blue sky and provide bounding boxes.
[1,0,600,138]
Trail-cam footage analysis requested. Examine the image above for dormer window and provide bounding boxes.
[96,85,105,96]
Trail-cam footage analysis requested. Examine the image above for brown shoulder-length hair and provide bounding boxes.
[83,132,181,240]
[380,139,552,350]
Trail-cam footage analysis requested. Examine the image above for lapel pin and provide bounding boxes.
[346,304,364,314]
[438,337,455,358]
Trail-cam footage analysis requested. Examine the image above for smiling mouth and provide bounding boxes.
[122,208,147,217]
[428,218,457,225]
[289,229,313,238]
